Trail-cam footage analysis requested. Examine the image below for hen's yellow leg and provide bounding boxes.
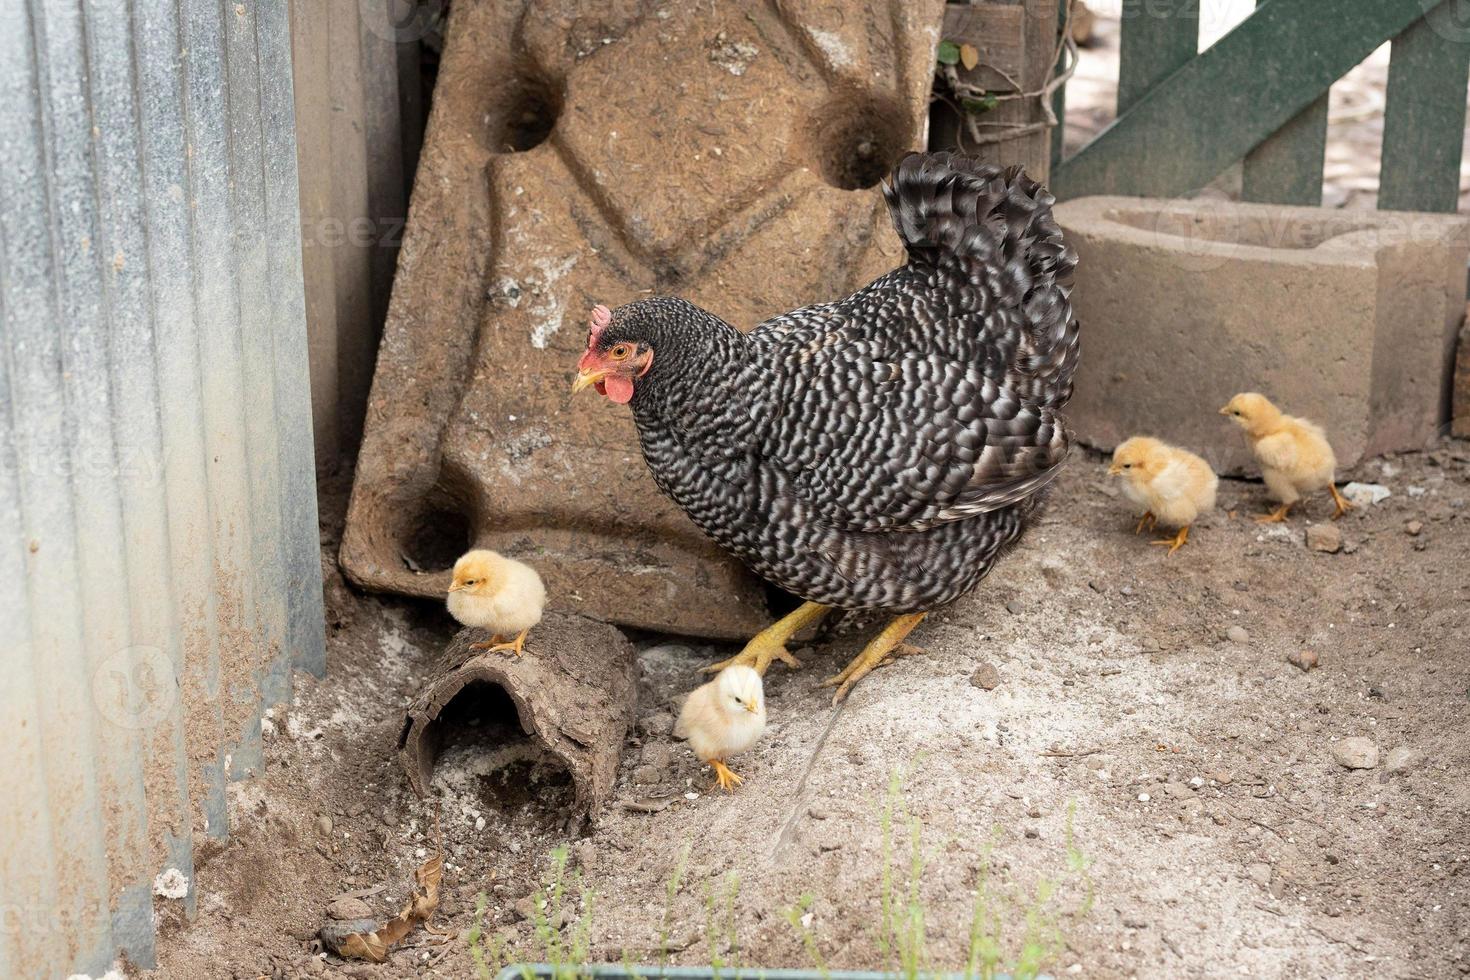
[709,760,744,791]
[1134,511,1156,534]
[822,612,927,704]
[1329,484,1354,520]
[481,627,530,657]
[1254,502,1292,524]
[470,633,507,651]
[704,601,830,675]
[1150,525,1190,555]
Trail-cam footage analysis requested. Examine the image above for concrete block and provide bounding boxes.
[1054,197,1469,473]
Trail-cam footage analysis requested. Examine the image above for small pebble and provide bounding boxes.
[1287,649,1319,672]
[1005,599,1024,615]
[315,814,333,837]
[970,662,1002,690]
[808,806,831,820]
[1306,523,1342,553]
[1137,792,1151,803]
[1225,625,1250,644]
[1405,520,1423,537]
[1188,776,1204,788]
[1385,747,1423,773]
[326,897,373,921]
[1331,736,1379,770]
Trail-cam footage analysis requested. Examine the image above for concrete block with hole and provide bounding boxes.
[1054,197,1469,474]
[340,0,944,638]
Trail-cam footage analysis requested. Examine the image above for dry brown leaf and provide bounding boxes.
[330,855,444,963]
[959,43,979,71]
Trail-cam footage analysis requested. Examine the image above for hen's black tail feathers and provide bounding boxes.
[882,151,1080,410]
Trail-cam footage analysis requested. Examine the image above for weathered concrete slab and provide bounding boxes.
[340,0,942,638]
[1055,196,1469,474]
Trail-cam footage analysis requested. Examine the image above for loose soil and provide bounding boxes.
[150,446,1470,979]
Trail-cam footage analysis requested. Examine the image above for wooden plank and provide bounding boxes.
[1242,94,1328,205]
[1379,0,1470,213]
[931,1,1059,182]
[1116,0,1197,115]
[1050,0,1068,169]
[1241,0,1327,206]
[942,3,1026,93]
[1053,0,1437,201]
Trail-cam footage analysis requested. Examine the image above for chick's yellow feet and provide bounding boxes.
[709,760,744,792]
[704,601,829,675]
[1150,525,1190,555]
[822,612,927,705]
[1329,484,1354,520]
[1254,503,1292,524]
[476,627,530,657]
[1134,511,1156,535]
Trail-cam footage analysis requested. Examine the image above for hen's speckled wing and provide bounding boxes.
[747,153,1079,534]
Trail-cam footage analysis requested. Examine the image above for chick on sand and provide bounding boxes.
[1109,436,1218,555]
[446,549,546,656]
[1221,393,1352,523]
[674,665,766,791]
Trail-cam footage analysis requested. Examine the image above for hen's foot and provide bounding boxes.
[1329,484,1354,520]
[709,760,743,792]
[480,627,530,657]
[1254,503,1292,524]
[704,601,829,675]
[1150,525,1190,555]
[470,634,507,651]
[822,612,928,705]
[1134,511,1156,534]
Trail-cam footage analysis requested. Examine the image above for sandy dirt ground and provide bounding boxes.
[149,443,1470,980]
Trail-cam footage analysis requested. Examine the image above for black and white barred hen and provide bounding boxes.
[574,152,1079,701]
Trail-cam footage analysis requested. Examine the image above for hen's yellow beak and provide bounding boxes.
[572,369,607,394]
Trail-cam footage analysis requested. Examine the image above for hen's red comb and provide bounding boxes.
[588,304,612,345]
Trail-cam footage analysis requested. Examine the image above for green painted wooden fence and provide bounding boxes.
[1052,0,1470,212]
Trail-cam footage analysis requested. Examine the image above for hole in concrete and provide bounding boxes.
[400,505,471,575]
[809,93,910,190]
[427,681,575,826]
[483,64,563,154]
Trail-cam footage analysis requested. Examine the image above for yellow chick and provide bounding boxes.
[673,665,766,791]
[1108,436,1218,555]
[1220,393,1352,523]
[446,549,546,655]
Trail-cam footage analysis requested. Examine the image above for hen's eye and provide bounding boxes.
[610,344,631,359]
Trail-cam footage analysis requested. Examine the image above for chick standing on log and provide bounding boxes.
[446,549,546,656]
[1108,436,1218,555]
[674,665,766,791]
[1220,393,1353,523]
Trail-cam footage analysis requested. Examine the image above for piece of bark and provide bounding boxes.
[398,612,637,815]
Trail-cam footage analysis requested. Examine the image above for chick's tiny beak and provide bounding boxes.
[1107,463,1122,476]
[745,702,760,715]
[446,582,465,593]
[1218,406,1231,415]
[572,368,608,394]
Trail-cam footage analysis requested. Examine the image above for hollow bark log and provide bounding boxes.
[398,612,637,816]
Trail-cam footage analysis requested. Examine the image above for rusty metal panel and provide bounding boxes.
[0,0,324,976]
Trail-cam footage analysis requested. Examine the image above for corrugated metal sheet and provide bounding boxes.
[0,1,324,976]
